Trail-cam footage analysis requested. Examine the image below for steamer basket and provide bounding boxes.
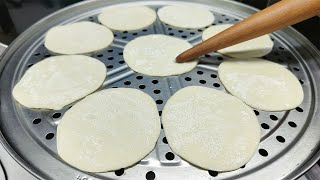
[0,0,320,179]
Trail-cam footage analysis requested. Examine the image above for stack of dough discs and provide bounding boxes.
[44,21,113,54]
[162,86,260,171]
[158,5,214,29]
[218,58,304,111]
[98,6,156,31]
[202,24,274,58]
[123,34,198,76]
[57,88,161,172]
[12,55,106,110]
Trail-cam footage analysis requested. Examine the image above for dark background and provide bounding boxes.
[0,0,319,49]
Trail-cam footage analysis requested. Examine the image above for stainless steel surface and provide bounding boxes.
[0,161,6,180]
[0,43,6,55]
[0,0,320,180]
[0,43,37,180]
[0,143,36,180]
[305,164,320,180]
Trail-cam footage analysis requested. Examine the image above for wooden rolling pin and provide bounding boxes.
[176,0,320,63]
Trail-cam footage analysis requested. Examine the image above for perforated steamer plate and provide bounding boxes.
[0,0,320,179]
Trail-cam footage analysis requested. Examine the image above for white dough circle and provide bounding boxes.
[45,21,113,54]
[98,6,156,31]
[162,86,260,171]
[158,5,214,29]
[57,88,161,172]
[12,55,106,110]
[218,58,304,111]
[123,35,198,76]
[202,24,274,58]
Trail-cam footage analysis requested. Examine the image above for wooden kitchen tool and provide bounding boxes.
[176,0,320,62]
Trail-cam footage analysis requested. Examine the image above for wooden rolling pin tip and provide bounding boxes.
[175,54,185,63]
[176,50,195,63]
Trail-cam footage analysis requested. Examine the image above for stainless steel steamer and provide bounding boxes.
[0,0,320,179]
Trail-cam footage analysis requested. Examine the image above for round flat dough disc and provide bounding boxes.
[158,5,214,29]
[45,21,113,54]
[98,6,156,31]
[202,24,274,58]
[162,86,260,171]
[12,55,106,110]
[57,88,161,172]
[218,58,304,111]
[123,35,198,76]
